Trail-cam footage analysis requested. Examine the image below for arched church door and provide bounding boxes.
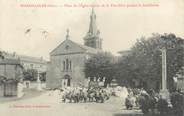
[64,75,71,87]
[67,78,70,86]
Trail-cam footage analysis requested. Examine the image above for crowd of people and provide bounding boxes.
[125,88,160,112]
[48,86,111,103]
[124,88,184,116]
[47,85,183,115]
[63,87,112,103]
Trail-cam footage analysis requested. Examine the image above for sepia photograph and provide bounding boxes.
[0,0,184,116]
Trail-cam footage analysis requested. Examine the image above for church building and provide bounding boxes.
[46,9,103,88]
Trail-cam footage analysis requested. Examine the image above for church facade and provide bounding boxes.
[46,9,103,88]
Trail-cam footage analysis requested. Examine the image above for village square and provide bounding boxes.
[0,2,184,116]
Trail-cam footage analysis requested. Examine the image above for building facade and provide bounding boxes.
[46,9,102,88]
[18,55,47,73]
[0,58,23,80]
[0,55,23,97]
[0,51,47,73]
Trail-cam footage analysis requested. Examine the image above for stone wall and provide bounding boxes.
[0,65,15,79]
[0,65,23,79]
[0,84,4,97]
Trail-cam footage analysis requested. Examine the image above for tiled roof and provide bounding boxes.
[0,58,21,65]
[18,55,46,64]
[0,51,47,64]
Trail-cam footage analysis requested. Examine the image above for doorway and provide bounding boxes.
[64,74,71,87]
[67,78,70,86]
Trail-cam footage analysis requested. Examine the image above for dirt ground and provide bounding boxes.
[0,90,143,116]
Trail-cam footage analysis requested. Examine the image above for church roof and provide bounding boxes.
[50,39,102,56]
[75,41,102,54]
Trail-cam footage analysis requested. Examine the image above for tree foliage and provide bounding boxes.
[117,33,184,91]
[23,69,46,82]
[23,69,38,81]
[84,52,116,86]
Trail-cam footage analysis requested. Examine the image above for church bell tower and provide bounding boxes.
[84,8,102,49]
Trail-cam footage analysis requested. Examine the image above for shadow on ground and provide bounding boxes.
[114,114,141,116]
[114,113,176,116]
[0,88,45,104]
[114,112,143,116]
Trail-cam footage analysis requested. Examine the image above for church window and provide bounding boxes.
[63,61,65,71]
[66,59,69,71]
[65,45,69,50]
[64,59,71,71]
[69,61,72,70]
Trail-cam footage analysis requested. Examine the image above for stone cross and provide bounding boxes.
[161,48,167,91]
[66,29,69,39]
[160,47,170,100]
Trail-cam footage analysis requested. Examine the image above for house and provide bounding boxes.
[0,51,47,73]
[0,56,23,97]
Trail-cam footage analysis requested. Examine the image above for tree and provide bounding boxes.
[23,69,38,81]
[84,52,116,86]
[0,51,5,59]
[40,72,46,82]
[117,33,184,91]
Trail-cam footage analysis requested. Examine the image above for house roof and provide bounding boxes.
[18,55,46,64]
[0,50,47,64]
[0,58,21,65]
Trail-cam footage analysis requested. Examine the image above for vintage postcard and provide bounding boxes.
[0,0,184,116]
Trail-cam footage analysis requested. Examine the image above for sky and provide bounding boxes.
[0,0,184,60]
